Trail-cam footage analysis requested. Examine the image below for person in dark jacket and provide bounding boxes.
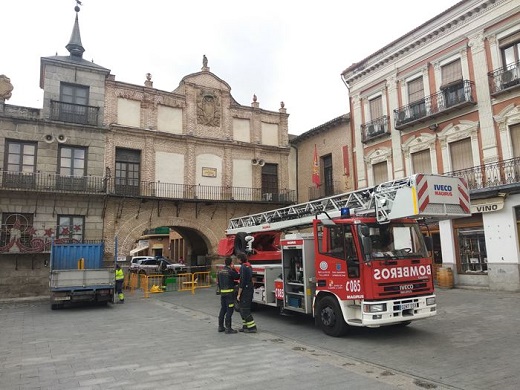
[237,252,257,333]
[217,257,240,334]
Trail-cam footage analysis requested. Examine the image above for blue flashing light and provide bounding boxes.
[341,207,350,217]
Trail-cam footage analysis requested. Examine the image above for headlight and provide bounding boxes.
[426,297,436,306]
[363,303,387,313]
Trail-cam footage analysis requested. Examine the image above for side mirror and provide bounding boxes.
[362,236,373,256]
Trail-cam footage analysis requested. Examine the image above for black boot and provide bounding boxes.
[225,328,238,334]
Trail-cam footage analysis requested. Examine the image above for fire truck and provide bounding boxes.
[217,174,470,337]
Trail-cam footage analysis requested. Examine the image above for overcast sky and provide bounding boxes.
[3,0,460,135]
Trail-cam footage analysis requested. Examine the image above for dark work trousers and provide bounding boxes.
[239,287,256,330]
[115,279,124,301]
[218,293,236,330]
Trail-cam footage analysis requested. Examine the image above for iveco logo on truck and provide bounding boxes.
[434,184,453,196]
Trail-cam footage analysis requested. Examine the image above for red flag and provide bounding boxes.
[312,144,321,187]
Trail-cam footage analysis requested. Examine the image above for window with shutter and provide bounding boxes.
[449,138,473,171]
[408,77,424,103]
[407,77,426,119]
[411,150,432,174]
[510,124,520,158]
[373,161,388,185]
[441,59,462,87]
[369,96,383,121]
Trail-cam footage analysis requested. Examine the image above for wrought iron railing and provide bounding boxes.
[361,115,390,143]
[50,100,99,126]
[0,170,296,203]
[394,80,476,129]
[488,60,520,95]
[445,157,520,191]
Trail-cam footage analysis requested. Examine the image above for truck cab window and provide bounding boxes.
[323,226,345,259]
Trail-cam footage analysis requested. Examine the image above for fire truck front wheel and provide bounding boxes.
[316,296,348,337]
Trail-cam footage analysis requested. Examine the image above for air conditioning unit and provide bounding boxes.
[367,125,377,135]
[251,159,259,165]
[56,134,67,143]
[44,134,55,143]
[502,70,514,84]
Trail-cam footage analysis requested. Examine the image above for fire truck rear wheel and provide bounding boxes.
[316,296,348,337]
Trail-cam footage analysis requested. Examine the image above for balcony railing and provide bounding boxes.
[50,100,99,126]
[361,115,390,143]
[445,157,520,192]
[488,60,520,95]
[394,80,476,130]
[308,181,341,201]
[0,170,296,203]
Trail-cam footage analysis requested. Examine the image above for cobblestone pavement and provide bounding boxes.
[1,286,518,389]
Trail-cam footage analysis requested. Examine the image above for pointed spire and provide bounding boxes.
[66,3,85,58]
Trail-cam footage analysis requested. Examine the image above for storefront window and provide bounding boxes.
[458,228,487,273]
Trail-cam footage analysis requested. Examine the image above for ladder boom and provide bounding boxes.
[226,174,470,234]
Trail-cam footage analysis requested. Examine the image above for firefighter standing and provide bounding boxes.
[237,252,257,333]
[115,264,125,303]
[217,257,240,334]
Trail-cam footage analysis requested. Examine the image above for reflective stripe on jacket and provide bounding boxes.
[218,266,239,293]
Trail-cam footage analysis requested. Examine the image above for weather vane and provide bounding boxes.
[75,0,82,12]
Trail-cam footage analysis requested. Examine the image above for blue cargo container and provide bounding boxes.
[49,242,115,310]
[51,243,104,269]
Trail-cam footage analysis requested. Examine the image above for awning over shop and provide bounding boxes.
[130,246,149,256]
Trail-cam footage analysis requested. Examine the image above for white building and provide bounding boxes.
[341,0,520,291]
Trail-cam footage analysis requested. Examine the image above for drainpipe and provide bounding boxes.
[290,143,299,203]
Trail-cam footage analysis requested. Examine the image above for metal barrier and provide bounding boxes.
[177,272,211,294]
[125,271,211,297]
[125,273,165,298]
[141,274,165,298]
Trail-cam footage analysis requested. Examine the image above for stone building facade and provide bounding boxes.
[0,6,294,297]
[290,114,354,203]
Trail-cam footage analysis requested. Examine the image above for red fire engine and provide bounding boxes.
[218,174,470,336]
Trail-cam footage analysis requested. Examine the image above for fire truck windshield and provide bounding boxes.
[359,222,428,260]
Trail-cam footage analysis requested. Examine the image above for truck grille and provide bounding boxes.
[378,280,429,296]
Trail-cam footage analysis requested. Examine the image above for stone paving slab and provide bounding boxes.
[0,293,450,390]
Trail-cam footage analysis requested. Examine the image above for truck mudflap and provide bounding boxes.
[341,294,437,328]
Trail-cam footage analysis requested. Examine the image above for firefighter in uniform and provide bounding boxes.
[218,257,240,334]
[115,264,125,303]
[237,252,257,333]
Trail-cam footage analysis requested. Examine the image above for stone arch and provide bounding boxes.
[115,213,220,262]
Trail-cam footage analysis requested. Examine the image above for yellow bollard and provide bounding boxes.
[77,258,85,269]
